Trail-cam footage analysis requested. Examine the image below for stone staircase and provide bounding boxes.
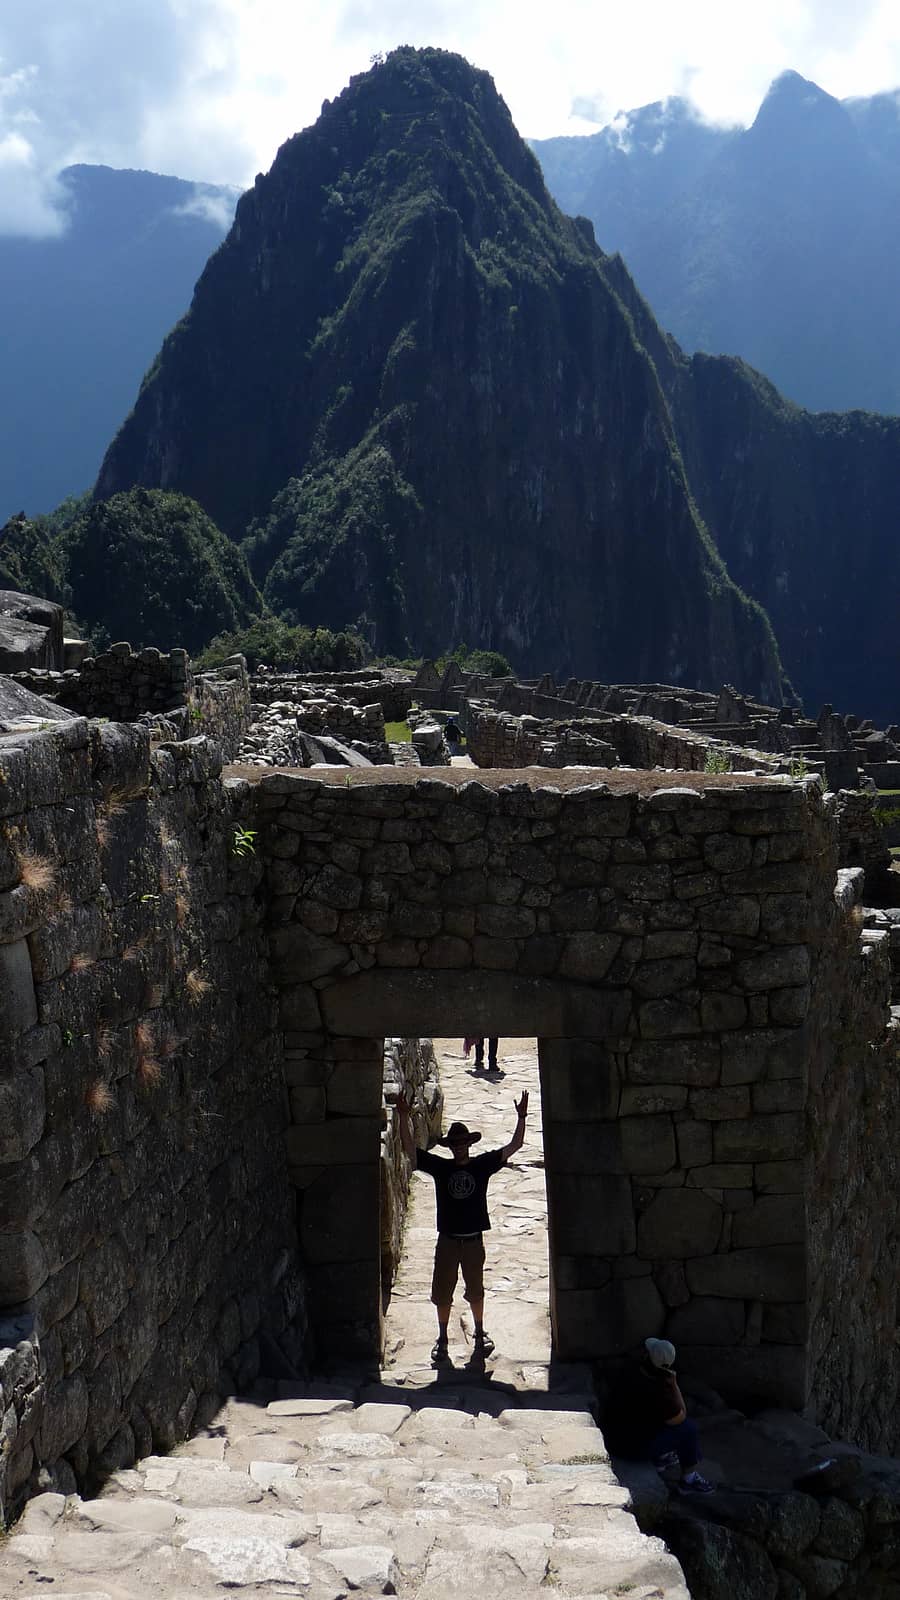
[2,1374,689,1598]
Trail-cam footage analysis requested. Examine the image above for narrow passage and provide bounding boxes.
[384,1037,552,1387]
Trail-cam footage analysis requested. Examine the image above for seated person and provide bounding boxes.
[602,1337,713,1494]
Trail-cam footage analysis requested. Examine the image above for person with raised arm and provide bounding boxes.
[396,1087,528,1363]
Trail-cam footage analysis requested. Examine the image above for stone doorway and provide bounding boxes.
[383,1037,550,1384]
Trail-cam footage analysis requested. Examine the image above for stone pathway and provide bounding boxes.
[0,1039,689,1600]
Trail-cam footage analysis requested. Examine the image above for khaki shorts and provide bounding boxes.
[431,1233,485,1305]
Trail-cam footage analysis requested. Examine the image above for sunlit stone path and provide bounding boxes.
[0,1038,689,1600]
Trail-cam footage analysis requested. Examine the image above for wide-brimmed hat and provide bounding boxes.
[440,1121,482,1147]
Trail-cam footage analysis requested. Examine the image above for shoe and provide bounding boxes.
[431,1337,450,1364]
[654,1451,680,1473]
[677,1472,714,1494]
[474,1330,495,1356]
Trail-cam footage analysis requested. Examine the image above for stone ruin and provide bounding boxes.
[1,620,900,1591]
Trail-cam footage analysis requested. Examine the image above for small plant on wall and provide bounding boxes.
[85,1079,114,1115]
[231,825,257,859]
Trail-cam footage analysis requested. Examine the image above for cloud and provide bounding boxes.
[173,185,241,230]
[2,0,900,236]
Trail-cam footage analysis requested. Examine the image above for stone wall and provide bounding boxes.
[252,670,412,724]
[659,1442,900,1600]
[807,906,899,1448]
[15,642,193,720]
[251,767,881,1418]
[380,1038,443,1293]
[0,716,308,1524]
[12,651,252,761]
[466,701,795,779]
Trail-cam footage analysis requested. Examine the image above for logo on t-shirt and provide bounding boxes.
[447,1169,477,1201]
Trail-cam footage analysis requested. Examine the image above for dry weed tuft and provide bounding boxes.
[175,891,190,927]
[122,942,143,963]
[143,982,164,1010]
[95,816,110,850]
[69,952,95,975]
[85,1079,114,1115]
[53,889,73,920]
[157,1027,183,1059]
[135,1019,155,1054]
[95,1026,115,1061]
[185,968,210,1004]
[17,850,55,893]
[137,1054,162,1089]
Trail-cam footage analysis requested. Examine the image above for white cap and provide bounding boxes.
[644,1337,676,1369]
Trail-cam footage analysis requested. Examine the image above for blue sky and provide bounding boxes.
[1,0,899,233]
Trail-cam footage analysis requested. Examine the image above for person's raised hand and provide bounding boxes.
[515,1090,529,1119]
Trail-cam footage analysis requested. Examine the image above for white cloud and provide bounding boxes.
[2,0,900,235]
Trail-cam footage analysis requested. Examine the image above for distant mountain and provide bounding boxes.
[533,72,900,415]
[94,47,784,703]
[0,165,238,521]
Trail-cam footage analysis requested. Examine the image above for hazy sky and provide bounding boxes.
[2,0,900,233]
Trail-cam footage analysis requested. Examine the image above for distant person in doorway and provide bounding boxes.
[396,1090,529,1364]
[602,1338,713,1494]
[463,1036,500,1072]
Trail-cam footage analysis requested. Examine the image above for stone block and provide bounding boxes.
[702,833,753,872]
[471,935,519,970]
[732,1196,804,1247]
[279,985,322,1031]
[607,864,671,900]
[543,1120,623,1174]
[736,946,810,991]
[0,1065,45,1161]
[698,898,760,936]
[620,1083,687,1115]
[638,998,700,1038]
[558,933,621,981]
[700,992,748,1031]
[760,895,810,943]
[375,937,420,966]
[0,1228,49,1304]
[285,1116,380,1166]
[676,1119,713,1167]
[654,1261,690,1307]
[633,958,696,999]
[556,1275,663,1359]
[549,1174,636,1255]
[300,1166,380,1265]
[619,1115,675,1174]
[626,1038,720,1087]
[548,889,599,932]
[687,1164,753,1188]
[689,1085,750,1120]
[554,1255,612,1291]
[269,927,348,980]
[37,1372,89,1460]
[685,1245,805,1301]
[325,1062,383,1116]
[667,1295,745,1345]
[79,1237,130,1337]
[769,986,810,1025]
[637,1188,722,1258]
[643,931,697,958]
[675,1343,807,1408]
[539,1050,620,1120]
[714,1114,804,1164]
[421,936,472,969]
[0,938,38,1048]
[752,1079,804,1113]
[289,1087,326,1122]
[761,1303,806,1344]
[755,1161,803,1194]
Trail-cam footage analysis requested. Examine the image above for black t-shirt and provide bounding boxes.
[603,1363,681,1453]
[416,1146,506,1234]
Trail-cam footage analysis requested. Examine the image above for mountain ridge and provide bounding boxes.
[94,46,784,702]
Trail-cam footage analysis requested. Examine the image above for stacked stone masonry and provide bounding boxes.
[2,708,898,1531]
[0,716,308,1525]
[255,765,894,1441]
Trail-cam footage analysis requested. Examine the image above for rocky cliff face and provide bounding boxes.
[96,48,782,700]
[602,258,900,719]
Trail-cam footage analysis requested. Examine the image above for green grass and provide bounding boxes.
[384,720,411,742]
